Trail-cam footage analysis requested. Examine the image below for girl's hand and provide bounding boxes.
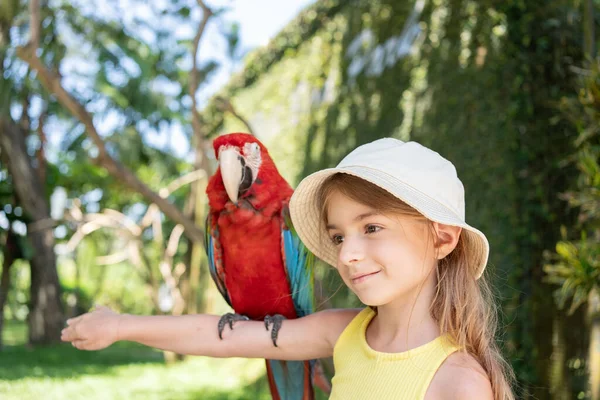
[61,305,122,350]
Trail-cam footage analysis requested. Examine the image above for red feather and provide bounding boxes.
[206,133,323,400]
[207,133,295,319]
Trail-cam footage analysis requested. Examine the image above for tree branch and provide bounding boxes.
[189,1,213,146]
[28,0,40,49]
[215,96,254,135]
[159,169,207,198]
[16,44,205,244]
[64,201,187,315]
[36,108,48,186]
[182,0,215,315]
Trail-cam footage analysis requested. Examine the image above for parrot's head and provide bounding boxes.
[212,132,274,205]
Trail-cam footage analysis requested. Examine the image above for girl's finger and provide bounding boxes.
[66,315,83,326]
[61,328,72,341]
[72,339,89,349]
[62,326,79,341]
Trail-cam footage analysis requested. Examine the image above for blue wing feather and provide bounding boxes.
[274,205,317,400]
[268,359,310,400]
[205,213,232,307]
[280,204,315,318]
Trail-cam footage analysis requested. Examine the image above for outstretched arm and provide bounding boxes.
[62,306,358,361]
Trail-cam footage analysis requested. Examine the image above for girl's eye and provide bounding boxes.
[365,225,381,234]
[331,234,344,245]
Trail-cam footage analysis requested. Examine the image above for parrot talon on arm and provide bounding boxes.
[217,313,250,339]
[264,314,286,347]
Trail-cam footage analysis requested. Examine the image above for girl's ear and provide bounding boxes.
[432,223,462,259]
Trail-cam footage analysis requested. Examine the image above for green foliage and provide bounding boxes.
[3,260,30,322]
[201,0,348,137]
[203,0,589,396]
[545,60,600,316]
[1,0,243,332]
[545,234,600,314]
[0,0,593,397]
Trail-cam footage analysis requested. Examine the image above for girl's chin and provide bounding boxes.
[355,293,390,307]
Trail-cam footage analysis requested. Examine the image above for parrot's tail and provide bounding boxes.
[266,359,314,400]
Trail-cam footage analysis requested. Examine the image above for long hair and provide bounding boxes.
[317,173,514,400]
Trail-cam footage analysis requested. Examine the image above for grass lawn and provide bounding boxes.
[0,320,326,400]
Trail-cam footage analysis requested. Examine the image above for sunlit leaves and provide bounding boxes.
[545,236,600,314]
[546,60,600,317]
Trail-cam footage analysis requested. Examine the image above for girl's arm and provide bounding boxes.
[61,306,359,361]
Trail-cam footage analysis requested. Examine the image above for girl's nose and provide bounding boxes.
[338,236,365,266]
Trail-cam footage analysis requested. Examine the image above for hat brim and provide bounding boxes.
[289,167,489,279]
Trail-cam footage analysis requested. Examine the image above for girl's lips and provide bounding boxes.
[351,270,381,284]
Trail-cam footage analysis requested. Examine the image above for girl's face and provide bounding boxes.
[325,191,436,306]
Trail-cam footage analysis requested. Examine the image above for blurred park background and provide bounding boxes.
[0,0,599,399]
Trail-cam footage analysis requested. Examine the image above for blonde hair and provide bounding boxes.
[318,173,515,400]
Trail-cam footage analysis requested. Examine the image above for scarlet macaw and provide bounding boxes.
[205,132,319,400]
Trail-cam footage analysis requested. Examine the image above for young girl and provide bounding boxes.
[61,138,515,399]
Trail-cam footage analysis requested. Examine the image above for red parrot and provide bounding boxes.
[205,132,323,400]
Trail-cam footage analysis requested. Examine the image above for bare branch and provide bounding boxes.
[158,259,185,315]
[159,225,187,315]
[196,0,212,15]
[188,0,215,193]
[27,217,58,232]
[36,108,48,185]
[179,1,217,316]
[189,1,213,143]
[61,216,120,253]
[152,212,164,245]
[96,249,130,266]
[160,169,207,198]
[61,230,86,254]
[128,241,143,268]
[29,0,40,49]
[166,225,185,257]
[67,199,84,221]
[215,96,254,135]
[60,169,199,302]
[60,206,144,254]
[140,204,160,229]
[136,170,207,231]
[102,209,142,236]
[80,219,114,235]
[173,262,186,283]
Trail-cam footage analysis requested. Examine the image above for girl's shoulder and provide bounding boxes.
[426,351,493,400]
[313,308,363,347]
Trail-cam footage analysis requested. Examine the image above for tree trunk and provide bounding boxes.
[183,150,211,314]
[0,118,64,345]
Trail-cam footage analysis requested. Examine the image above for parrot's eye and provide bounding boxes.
[250,142,260,154]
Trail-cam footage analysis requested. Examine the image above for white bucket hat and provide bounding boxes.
[289,138,489,279]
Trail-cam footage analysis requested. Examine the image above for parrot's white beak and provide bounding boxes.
[219,148,243,204]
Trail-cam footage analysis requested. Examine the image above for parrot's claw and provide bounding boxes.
[217,313,250,339]
[264,314,286,347]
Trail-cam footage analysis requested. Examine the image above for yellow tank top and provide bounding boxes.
[329,308,460,400]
